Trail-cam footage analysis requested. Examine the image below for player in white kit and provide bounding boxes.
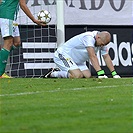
[44,31,120,78]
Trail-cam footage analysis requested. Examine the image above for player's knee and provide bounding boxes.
[3,36,14,49]
[71,73,84,78]
[77,73,84,78]
[85,73,91,78]
[13,36,21,47]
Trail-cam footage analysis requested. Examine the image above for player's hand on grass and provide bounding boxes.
[113,75,121,78]
[111,70,121,78]
[98,75,108,78]
[97,70,108,78]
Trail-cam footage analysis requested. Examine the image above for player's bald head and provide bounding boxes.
[95,31,111,47]
[99,31,111,45]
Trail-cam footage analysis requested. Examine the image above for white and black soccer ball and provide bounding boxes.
[37,10,51,24]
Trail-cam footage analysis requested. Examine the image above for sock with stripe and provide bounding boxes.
[0,48,10,76]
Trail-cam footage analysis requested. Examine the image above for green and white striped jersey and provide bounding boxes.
[0,0,19,20]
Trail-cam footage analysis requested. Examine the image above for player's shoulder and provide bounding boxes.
[80,31,98,38]
[87,31,99,37]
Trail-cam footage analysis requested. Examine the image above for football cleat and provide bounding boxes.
[43,68,54,78]
[43,68,60,78]
[0,73,12,78]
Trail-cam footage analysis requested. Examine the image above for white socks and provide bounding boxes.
[51,71,69,78]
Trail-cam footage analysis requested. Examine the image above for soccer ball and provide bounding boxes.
[37,10,51,24]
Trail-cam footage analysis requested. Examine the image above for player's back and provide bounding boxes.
[57,31,97,63]
[57,31,97,53]
[56,31,108,64]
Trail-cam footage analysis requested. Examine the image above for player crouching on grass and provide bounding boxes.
[44,31,121,79]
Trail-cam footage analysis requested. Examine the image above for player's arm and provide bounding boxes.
[87,47,101,71]
[103,54,121,78]
[19,0,46,26]
[87,47,107,78]
[102,54,114,71]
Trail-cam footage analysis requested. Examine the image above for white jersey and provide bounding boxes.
[57,31,108,64]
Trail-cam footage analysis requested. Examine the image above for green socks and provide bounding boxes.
[0,48,10,76]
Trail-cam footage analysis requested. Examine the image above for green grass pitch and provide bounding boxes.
[0,78,132,133]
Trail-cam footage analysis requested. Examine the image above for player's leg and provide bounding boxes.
[3,36,14,50]
[0,36,13,76]
[45,68,69,78]
[68,69,83,78]
[0,19,14,76]
[78,63,91,78]
[11,21,21,51]
[82,69,91,78]
[47,67,83,78]
[53,51,84,78]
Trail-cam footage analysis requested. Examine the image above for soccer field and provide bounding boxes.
[0,78,132,133]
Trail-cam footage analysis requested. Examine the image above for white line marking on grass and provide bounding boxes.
[0,84,131,97]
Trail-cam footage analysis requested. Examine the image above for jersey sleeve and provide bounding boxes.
[82,35,95,47]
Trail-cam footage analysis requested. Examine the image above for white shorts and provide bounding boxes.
[0,18,20,38]
[54,51,88,72]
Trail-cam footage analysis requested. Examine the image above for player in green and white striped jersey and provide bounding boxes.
[0,0,46,78]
